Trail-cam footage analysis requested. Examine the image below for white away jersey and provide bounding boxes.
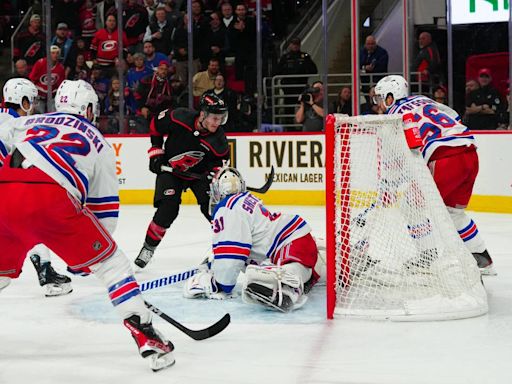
[210,192,311,291]
[0,108,21,164]
[386,95,475,162]
[11,112,119,233]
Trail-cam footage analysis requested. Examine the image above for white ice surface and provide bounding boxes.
[1,205,511,384]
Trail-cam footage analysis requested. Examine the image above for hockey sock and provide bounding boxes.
[144,221,167,248]
[447,207,486,253]
[90,249,151,323]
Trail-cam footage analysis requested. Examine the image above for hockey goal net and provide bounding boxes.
[325,114,488,321]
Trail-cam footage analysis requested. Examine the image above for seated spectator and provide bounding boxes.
[433,84,448,105]
[295,81,325,132]
[204,11,230,69]
[161,0,182,28]
[360,86,380,115]
[359,35,388,86]
[172,13,201,85]
[204,73,238,131]
[236,93,257,132]
[144,0,157,21]
[231,3,257,94]
[90,14,128,76]
[143,7,175,56]
[170,75,189,109]
[109,0,148,50]
[12,59,30,79]
[66,53,90,81]
[331,86,352,115]
[192,57,221,97]
[89,64,111,112]
[65,37,93,70]
[29,45,66,113]
[135,60,172,122]
[465,68,504,130]
[143,40,169,70]
[78,0,97,45]
[51,23,73,64]
[413,31,441,91]
[13,14,46,71]
[103,77,125,134]
[126,53,153,113]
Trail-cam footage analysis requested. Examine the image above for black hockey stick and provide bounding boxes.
[160,165,275,194]
[144,301,230,341]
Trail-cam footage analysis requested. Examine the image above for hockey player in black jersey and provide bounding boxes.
[135,93,229,269]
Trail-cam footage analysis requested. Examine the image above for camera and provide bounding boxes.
[299,86,320,103]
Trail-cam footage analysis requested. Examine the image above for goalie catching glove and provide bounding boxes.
[183,270,234,300]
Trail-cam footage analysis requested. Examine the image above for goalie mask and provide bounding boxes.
[374,75,409,109]
[209,166,246,215]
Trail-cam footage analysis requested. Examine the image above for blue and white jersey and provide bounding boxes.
[387,95,475,162]
[11,112,119,233]
[210,192,311,293]
[0,108,21,165]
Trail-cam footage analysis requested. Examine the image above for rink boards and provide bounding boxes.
[107,131,512,213]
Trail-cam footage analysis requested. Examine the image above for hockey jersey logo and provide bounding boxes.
[25,42,42,58]
[101,40,117,52]
[169,151,204,172]
[40,73,59,86]
[125,14,140,28]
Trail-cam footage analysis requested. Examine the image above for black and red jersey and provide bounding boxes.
[90,28,128,67]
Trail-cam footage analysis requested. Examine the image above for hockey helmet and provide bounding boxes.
[374,75,409,109]
[199,93,228,125]
[209,165,246,214]
[2,78,37,113]
[55,80,100,123]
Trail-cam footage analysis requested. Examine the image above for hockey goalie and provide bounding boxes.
[183,165,320,312]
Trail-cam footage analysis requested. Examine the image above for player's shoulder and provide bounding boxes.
[213,192,256,215]
[169,108,198,127]
[200,127,229,157]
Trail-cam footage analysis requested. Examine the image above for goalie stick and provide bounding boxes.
[144,301,230,340]
[160,165,275,194]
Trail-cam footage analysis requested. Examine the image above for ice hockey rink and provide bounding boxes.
[1,204,511,384]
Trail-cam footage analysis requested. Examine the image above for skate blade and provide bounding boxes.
[480,265,497,276]
[148,351,175,372]
[44,283,73,297]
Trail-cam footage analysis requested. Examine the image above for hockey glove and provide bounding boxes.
[148,147,166,175]
[201,166,221,183]
[402,113,423,149]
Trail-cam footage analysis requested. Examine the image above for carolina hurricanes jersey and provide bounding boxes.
[9,112,119,233]
[0,108,20,165]
[386,95,475,162]
[150,108,229,178]
[210,192,312,292]
[29,58,66,97]
[90,28,129,66]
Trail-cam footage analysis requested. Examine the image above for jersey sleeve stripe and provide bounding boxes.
[266,215,306,257]
[93,211,119,219]
[213,254,248,261]
[87,196,120,203]
[214,240,252,248]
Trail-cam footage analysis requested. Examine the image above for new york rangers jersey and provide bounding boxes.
[386,95,475,162]
[210,192,312,292]
[0,108,20,164]
[5,112,119,233]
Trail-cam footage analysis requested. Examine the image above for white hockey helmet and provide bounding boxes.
[2,78,37,113]
[55,79,99,122]
[374,75,409,109]
[209,165,246,214]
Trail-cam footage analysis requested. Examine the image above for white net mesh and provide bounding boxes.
[329,114,488,321]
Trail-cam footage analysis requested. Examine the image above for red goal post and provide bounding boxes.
[325,113,488,321]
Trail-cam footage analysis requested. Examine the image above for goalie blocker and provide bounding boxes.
[183,164,320,312]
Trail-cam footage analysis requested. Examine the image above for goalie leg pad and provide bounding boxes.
[242,265,306,312]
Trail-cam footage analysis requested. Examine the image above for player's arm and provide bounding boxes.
[86,146,120,234]
[147,109,172,174]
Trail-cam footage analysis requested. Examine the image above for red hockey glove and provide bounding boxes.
[402,113,423,149]
[148,147,166,174]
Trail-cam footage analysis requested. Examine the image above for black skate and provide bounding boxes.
[124,315,175,372]
[30,255,73,297]
[134,244,155,269]
[472,250,497,276]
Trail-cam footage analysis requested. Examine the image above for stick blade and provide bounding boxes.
[189,313,231,340]
[247,166,274,194]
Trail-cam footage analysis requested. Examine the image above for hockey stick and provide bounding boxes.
[160,165,275,194]
[144,301,231,341]
[139,267,199,292]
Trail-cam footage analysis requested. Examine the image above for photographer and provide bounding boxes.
[295,81,324,132]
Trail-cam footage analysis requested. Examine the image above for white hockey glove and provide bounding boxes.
[242,265,307,312]
[183,270,233,300]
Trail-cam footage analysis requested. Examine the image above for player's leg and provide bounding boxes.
[189,178,212,222]
[135,173,185,269]
[27,244,72,297]
[430,150,495,274]
[243,233,320,311]
[43,192,174,371]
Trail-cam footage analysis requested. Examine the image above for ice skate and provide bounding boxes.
[473,250,497,276]
[123,315,175,372]
[30,255,72,297]
[404,248,438,274]
[134,244,155,269]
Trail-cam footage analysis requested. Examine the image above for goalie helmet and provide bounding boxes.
[209,165,246,214]
[375,75,409,109]
[2,78,37,113]
[55,80,100,123]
